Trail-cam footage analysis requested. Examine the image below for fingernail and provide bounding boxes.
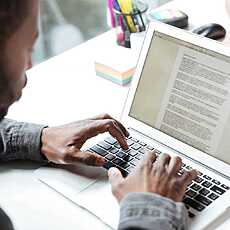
[109,167,118,176]
[124,140,129,149]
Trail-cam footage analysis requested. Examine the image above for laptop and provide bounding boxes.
[35,21,230,229]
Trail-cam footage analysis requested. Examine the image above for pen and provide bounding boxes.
[117,0,137,33]
[108,0,115,27]
[113,0,131,33]
[112,0,120,12]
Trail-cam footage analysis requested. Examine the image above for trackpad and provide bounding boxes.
[74,179,119,229]
[34,164,119,229]
[34,164,106,198]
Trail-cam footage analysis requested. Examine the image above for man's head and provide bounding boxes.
[0,0,39,121]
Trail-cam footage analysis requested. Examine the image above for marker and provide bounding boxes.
[108,0,115,27]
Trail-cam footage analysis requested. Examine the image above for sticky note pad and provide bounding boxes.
[95,45,137,86]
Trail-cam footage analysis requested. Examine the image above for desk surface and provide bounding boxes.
[1,0,230,229]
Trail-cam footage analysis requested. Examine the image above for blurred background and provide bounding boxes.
[33,0,171,65]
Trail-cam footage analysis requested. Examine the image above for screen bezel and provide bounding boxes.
[121,21,230,177]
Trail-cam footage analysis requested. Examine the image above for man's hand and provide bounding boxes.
[109,151,197,203]
[41,114,129,166]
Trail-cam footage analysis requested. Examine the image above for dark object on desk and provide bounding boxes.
[192,23,226,40]
[148,9,188,28]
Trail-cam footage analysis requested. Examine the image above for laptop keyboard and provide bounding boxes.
[88,136,229,219]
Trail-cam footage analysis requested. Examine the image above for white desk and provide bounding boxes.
[1,0,230,229]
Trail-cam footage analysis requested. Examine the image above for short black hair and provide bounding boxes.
[0,1,30,97]
[0,0,29,43]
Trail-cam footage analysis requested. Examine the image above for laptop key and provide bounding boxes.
[123,148,131,153]
[199,188,210,196]
[131,137,139,143]
[123,155,133,162]
[153,149,161,155]
[103,161,115,170]
[129,149,138,157]
[146,145,154,150]
[113,158,125,166]
[114,143,121,149]
[196,171,203,176]
[105,154,116,161]
[194,176,204,184]
[131,143,142,151]
[120,162,130,169]
[202,181,212,188]
[210,185,225,195]
[90,146,108,157]
[130,158,140,166]
[203,175,212,180]
[98,142,112,151]
[185,189,197,198]
[212,179,221,185]
[221,184,229,190]
[135,153,144,160]
[139,141,147,146]
[183,197,205,211]
[126,166,135,173]
[127,139,135,147]
[194,194,212,206]
[117,166,129,177]
[104,137,117,145]
[110,147,119,154]
[139,147,148,154]
[208,193,219,200]
[186,165,193,170]
[116,150,127,159]
[191,183,202,191]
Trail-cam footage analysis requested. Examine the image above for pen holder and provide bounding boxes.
[113,1,148,48]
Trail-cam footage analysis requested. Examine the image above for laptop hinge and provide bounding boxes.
[129,127,230,181]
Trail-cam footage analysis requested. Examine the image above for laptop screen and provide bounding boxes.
[129,31,230,165]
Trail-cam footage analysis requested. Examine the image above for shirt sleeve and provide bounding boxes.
[118,192,188,230]
[0,118,48,163]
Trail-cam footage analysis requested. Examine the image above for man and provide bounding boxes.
[0,1,197,229]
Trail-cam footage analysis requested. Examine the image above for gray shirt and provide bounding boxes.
[0,118,188,230]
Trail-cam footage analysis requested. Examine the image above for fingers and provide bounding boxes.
[108,167,125,203]
[63,148,105,166]
[108,121,128,149]
[168,156,182,175]
[139,151,157,172]
[179,169,198,187]
[91,113,129,137]
[84,119,128,149]
[154,153,171,174]
[108,167,124,187]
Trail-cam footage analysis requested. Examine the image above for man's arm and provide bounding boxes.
[109,152,197,230]
[118,193,188,230]
[0,114,129,165]
[0,118,48,162]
